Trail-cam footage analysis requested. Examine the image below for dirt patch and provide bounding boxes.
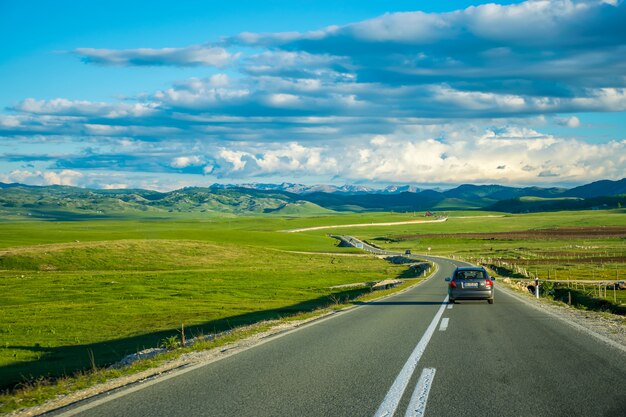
[397,227,626,240]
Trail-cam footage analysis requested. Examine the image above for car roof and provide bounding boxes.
[455,267,485,271]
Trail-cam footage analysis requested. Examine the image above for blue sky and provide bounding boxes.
[1,0,625,190]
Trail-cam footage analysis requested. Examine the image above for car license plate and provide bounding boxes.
[464,282,478,288]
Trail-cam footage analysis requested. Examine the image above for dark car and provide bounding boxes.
[445,267,494,304]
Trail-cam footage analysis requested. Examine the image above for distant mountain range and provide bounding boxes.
[210,182,420,195]
[0,178,624,220]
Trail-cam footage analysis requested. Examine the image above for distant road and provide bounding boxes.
[284,217,448,233]
[54,253,626,416]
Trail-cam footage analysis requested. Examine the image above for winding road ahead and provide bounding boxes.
[51,255,626,417]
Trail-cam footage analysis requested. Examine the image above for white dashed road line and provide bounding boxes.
[374,296,448,417]
[438,318,449,332]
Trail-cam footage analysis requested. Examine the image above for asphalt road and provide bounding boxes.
[53,257,626,417]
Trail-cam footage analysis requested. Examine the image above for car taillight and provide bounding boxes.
[449,280,457,288]
[486,278,493,287]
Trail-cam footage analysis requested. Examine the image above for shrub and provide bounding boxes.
[159,336,180,350]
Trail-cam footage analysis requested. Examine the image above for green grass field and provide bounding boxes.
[1,209,624,393]
[351,211,626,281]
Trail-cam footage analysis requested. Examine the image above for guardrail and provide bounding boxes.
[329,234,435,283]
[329,234,400,256]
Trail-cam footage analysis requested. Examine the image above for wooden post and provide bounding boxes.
[181,323,186,347]
[615,285,617,304]
[568,291,572,305]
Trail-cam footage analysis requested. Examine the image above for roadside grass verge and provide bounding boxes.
[550,286,626,315]
[490,273,626,316]
[0,321,277,414]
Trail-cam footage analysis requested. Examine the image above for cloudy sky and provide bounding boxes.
[1,0,625,190]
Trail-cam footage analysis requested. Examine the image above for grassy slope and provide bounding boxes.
[264,201,336,216]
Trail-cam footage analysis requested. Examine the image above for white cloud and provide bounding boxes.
[253,143,337,173]
[0,115,22,128]
[206,127,626,184]
[2,0,626,189]
[43,170,83,185]
[3,169,83,186]
[554,116,581,128]
[153,77,250,109]
[102,183,129,189]
[170,156,203,168]
[567,117,581,128]
[3,170,42,184]
[218,149,248,171]
[15,98,157,118]
[74,45,237,67]
[266,93,300,107]
[370,135,387,146]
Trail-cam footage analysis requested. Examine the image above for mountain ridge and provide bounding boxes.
[0,178,624,219]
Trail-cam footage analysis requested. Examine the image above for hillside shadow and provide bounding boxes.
[0,287,369,391]
[23,210,133,222]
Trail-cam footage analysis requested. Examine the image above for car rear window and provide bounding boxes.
[455,270,486,280]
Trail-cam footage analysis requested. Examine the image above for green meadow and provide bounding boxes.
[1,209,624,394]
[0,213,423,390]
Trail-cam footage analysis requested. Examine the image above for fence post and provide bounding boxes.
[535,276,539,299]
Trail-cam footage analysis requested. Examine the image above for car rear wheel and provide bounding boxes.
[449,298,455,304]
[488,299,494,304]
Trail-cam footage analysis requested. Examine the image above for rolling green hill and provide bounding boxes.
[0,185,298,220]
[263,201,336,216]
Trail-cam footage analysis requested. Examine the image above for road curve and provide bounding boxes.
[51,258,626,417]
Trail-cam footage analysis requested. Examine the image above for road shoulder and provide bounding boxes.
[497,283,626,355]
